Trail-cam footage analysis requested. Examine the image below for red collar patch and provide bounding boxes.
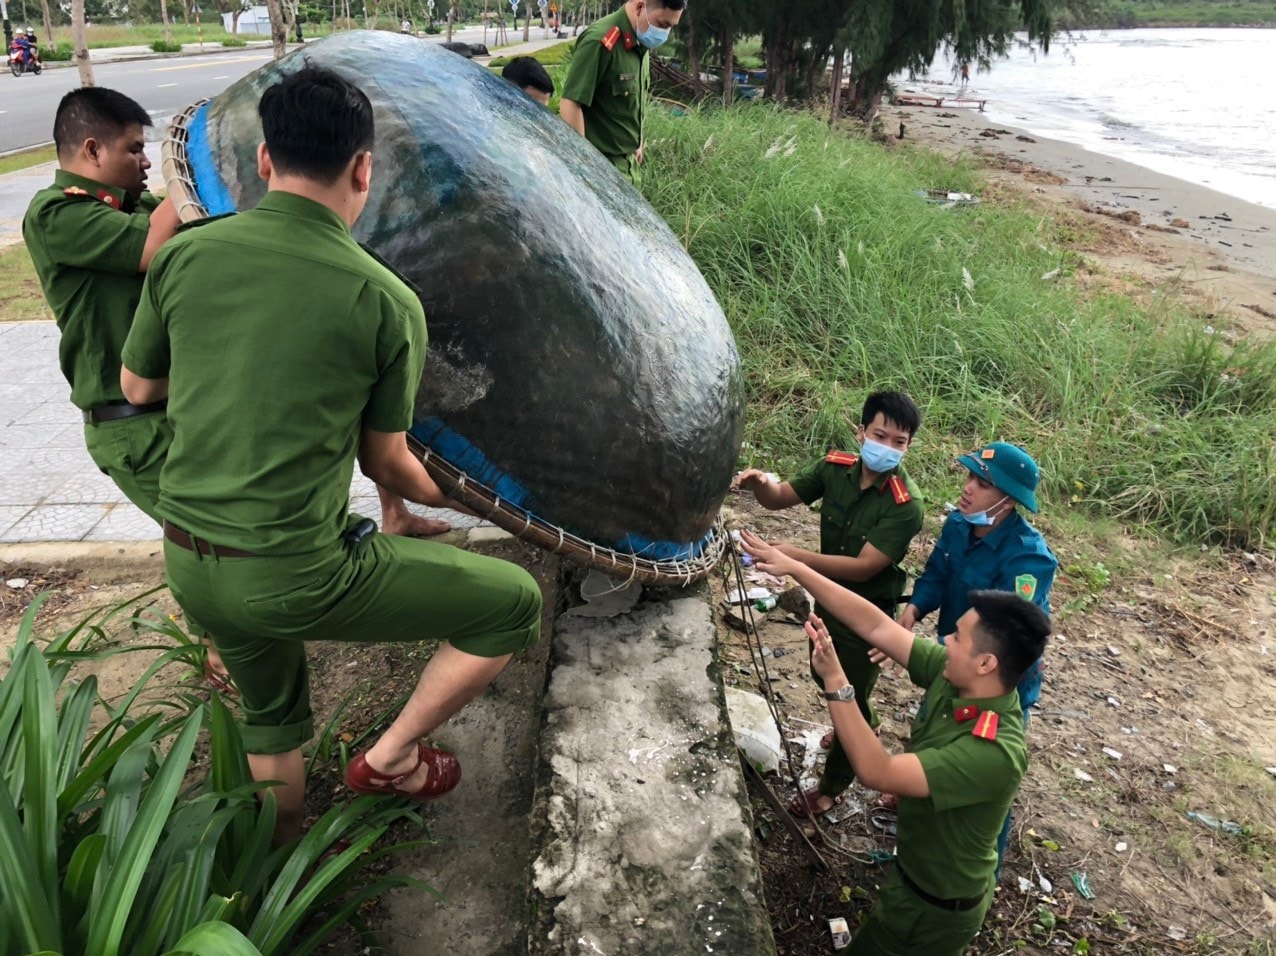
[954,705,980,723]
[623,32,636,50]
[95,190,121,209]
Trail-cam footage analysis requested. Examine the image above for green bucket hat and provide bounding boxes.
[955,442,1040,513]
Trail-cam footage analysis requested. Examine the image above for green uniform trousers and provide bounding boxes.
[82,412,173,524]
[163,523,542,754]
[83,412,208,640]
[608,153,641,188]
[848,869,992,956]
[814,604,884,798]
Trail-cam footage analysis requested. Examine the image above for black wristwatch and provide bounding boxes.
[823,683,855,702]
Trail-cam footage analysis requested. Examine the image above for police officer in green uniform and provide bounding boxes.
[559,0,685,187]
[733,391,925,818]
[121,67,542,844]
[744,537,1051,955]
[24,88,182,523]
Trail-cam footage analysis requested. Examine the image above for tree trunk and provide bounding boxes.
[849,73,883,126]
[683,5,702,97]
[805,42,829,101]
[39,0,56,46]
[71,0,93,86]
[445,0,452,40]
[232,9,242,33]
[720,25,733,107]
[159,0,173,45]
[522,0,529,41]
[829,49,844,125]
[264,0,286,57]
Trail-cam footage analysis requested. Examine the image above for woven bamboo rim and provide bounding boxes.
[161,102,724,586]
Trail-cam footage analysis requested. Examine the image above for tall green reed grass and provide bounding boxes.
[1,594,430,955]
[644,104,1276,549]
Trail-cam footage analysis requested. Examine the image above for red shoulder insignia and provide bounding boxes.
[623,32,636,50]
[971,711,999,741]
[601,25,620,50]
[887,475,911,505]
[95,190,121,209]
[954,705,979,723]
[824,451,858,467]
[62,186,89,196]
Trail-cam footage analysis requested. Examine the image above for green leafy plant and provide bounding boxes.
[150,39,184,53]
[221,35,248,47]
[0,595,434,955]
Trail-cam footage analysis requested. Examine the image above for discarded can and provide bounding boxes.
[754,595,778,611]
[829,917,851,950]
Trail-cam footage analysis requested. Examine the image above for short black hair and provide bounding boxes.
[650,0,687,9]
[53,88,152,157]
[258,66,374,185]
[861,390,922,438]
[501,56,554,96]
[968,590,1051,691]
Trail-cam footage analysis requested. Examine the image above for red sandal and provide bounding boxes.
[344,741,462,802]
[203,659,238,697]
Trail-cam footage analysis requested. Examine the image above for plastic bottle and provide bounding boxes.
[753,595,777,611]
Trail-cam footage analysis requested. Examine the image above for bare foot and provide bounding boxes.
[381,506,451,538]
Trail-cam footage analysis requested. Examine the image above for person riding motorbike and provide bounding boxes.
[9,28,40,72]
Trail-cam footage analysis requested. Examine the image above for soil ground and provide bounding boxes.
[716,495,1276,956]
[0,532,563,953]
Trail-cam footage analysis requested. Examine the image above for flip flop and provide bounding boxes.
[203,659,238,697]
[345,741,462,802]
[787,787,844,820]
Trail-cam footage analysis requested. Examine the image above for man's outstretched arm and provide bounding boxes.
[742,528,915,668]
[809,615,929,797]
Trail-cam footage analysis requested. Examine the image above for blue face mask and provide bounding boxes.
[951,495,1009,527]
[859,437,904,474]
[637,7,670,48]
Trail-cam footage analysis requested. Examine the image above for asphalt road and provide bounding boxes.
[0,50,278,152]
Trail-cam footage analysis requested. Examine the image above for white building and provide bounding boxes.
[222,5,273,35]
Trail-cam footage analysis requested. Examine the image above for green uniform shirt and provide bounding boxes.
[561,6,650,160]
[896,639,1026,900]
[789,455,923,609]
[121,191,426,556]
[23,171,162,410]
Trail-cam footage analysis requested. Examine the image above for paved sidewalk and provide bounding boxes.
[0,320,480,543]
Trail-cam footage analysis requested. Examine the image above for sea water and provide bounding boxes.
[921,28,1276,208]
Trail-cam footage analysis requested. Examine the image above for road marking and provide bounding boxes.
[212,75,228,79]
[154,55,266,72]
[158,82,178,87]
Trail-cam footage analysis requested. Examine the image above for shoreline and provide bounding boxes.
[891,87,1276,337]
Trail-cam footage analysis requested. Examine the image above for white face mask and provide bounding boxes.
[955,495,1009,527]
[636,6,671,48]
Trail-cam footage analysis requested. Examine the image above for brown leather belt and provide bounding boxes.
[163,521,260,559]
[897,864,986,912]
[82,400,167,425]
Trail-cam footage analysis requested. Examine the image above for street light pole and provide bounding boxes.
[1,0,13,51]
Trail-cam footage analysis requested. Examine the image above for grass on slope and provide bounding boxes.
[642,104,1276,550]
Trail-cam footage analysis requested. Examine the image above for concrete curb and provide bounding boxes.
[531,593,775,954]
[37,40,276,70]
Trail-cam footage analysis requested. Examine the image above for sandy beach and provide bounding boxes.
[889,80,1276,339]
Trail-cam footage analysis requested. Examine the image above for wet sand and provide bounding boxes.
[890,79,1276,336]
